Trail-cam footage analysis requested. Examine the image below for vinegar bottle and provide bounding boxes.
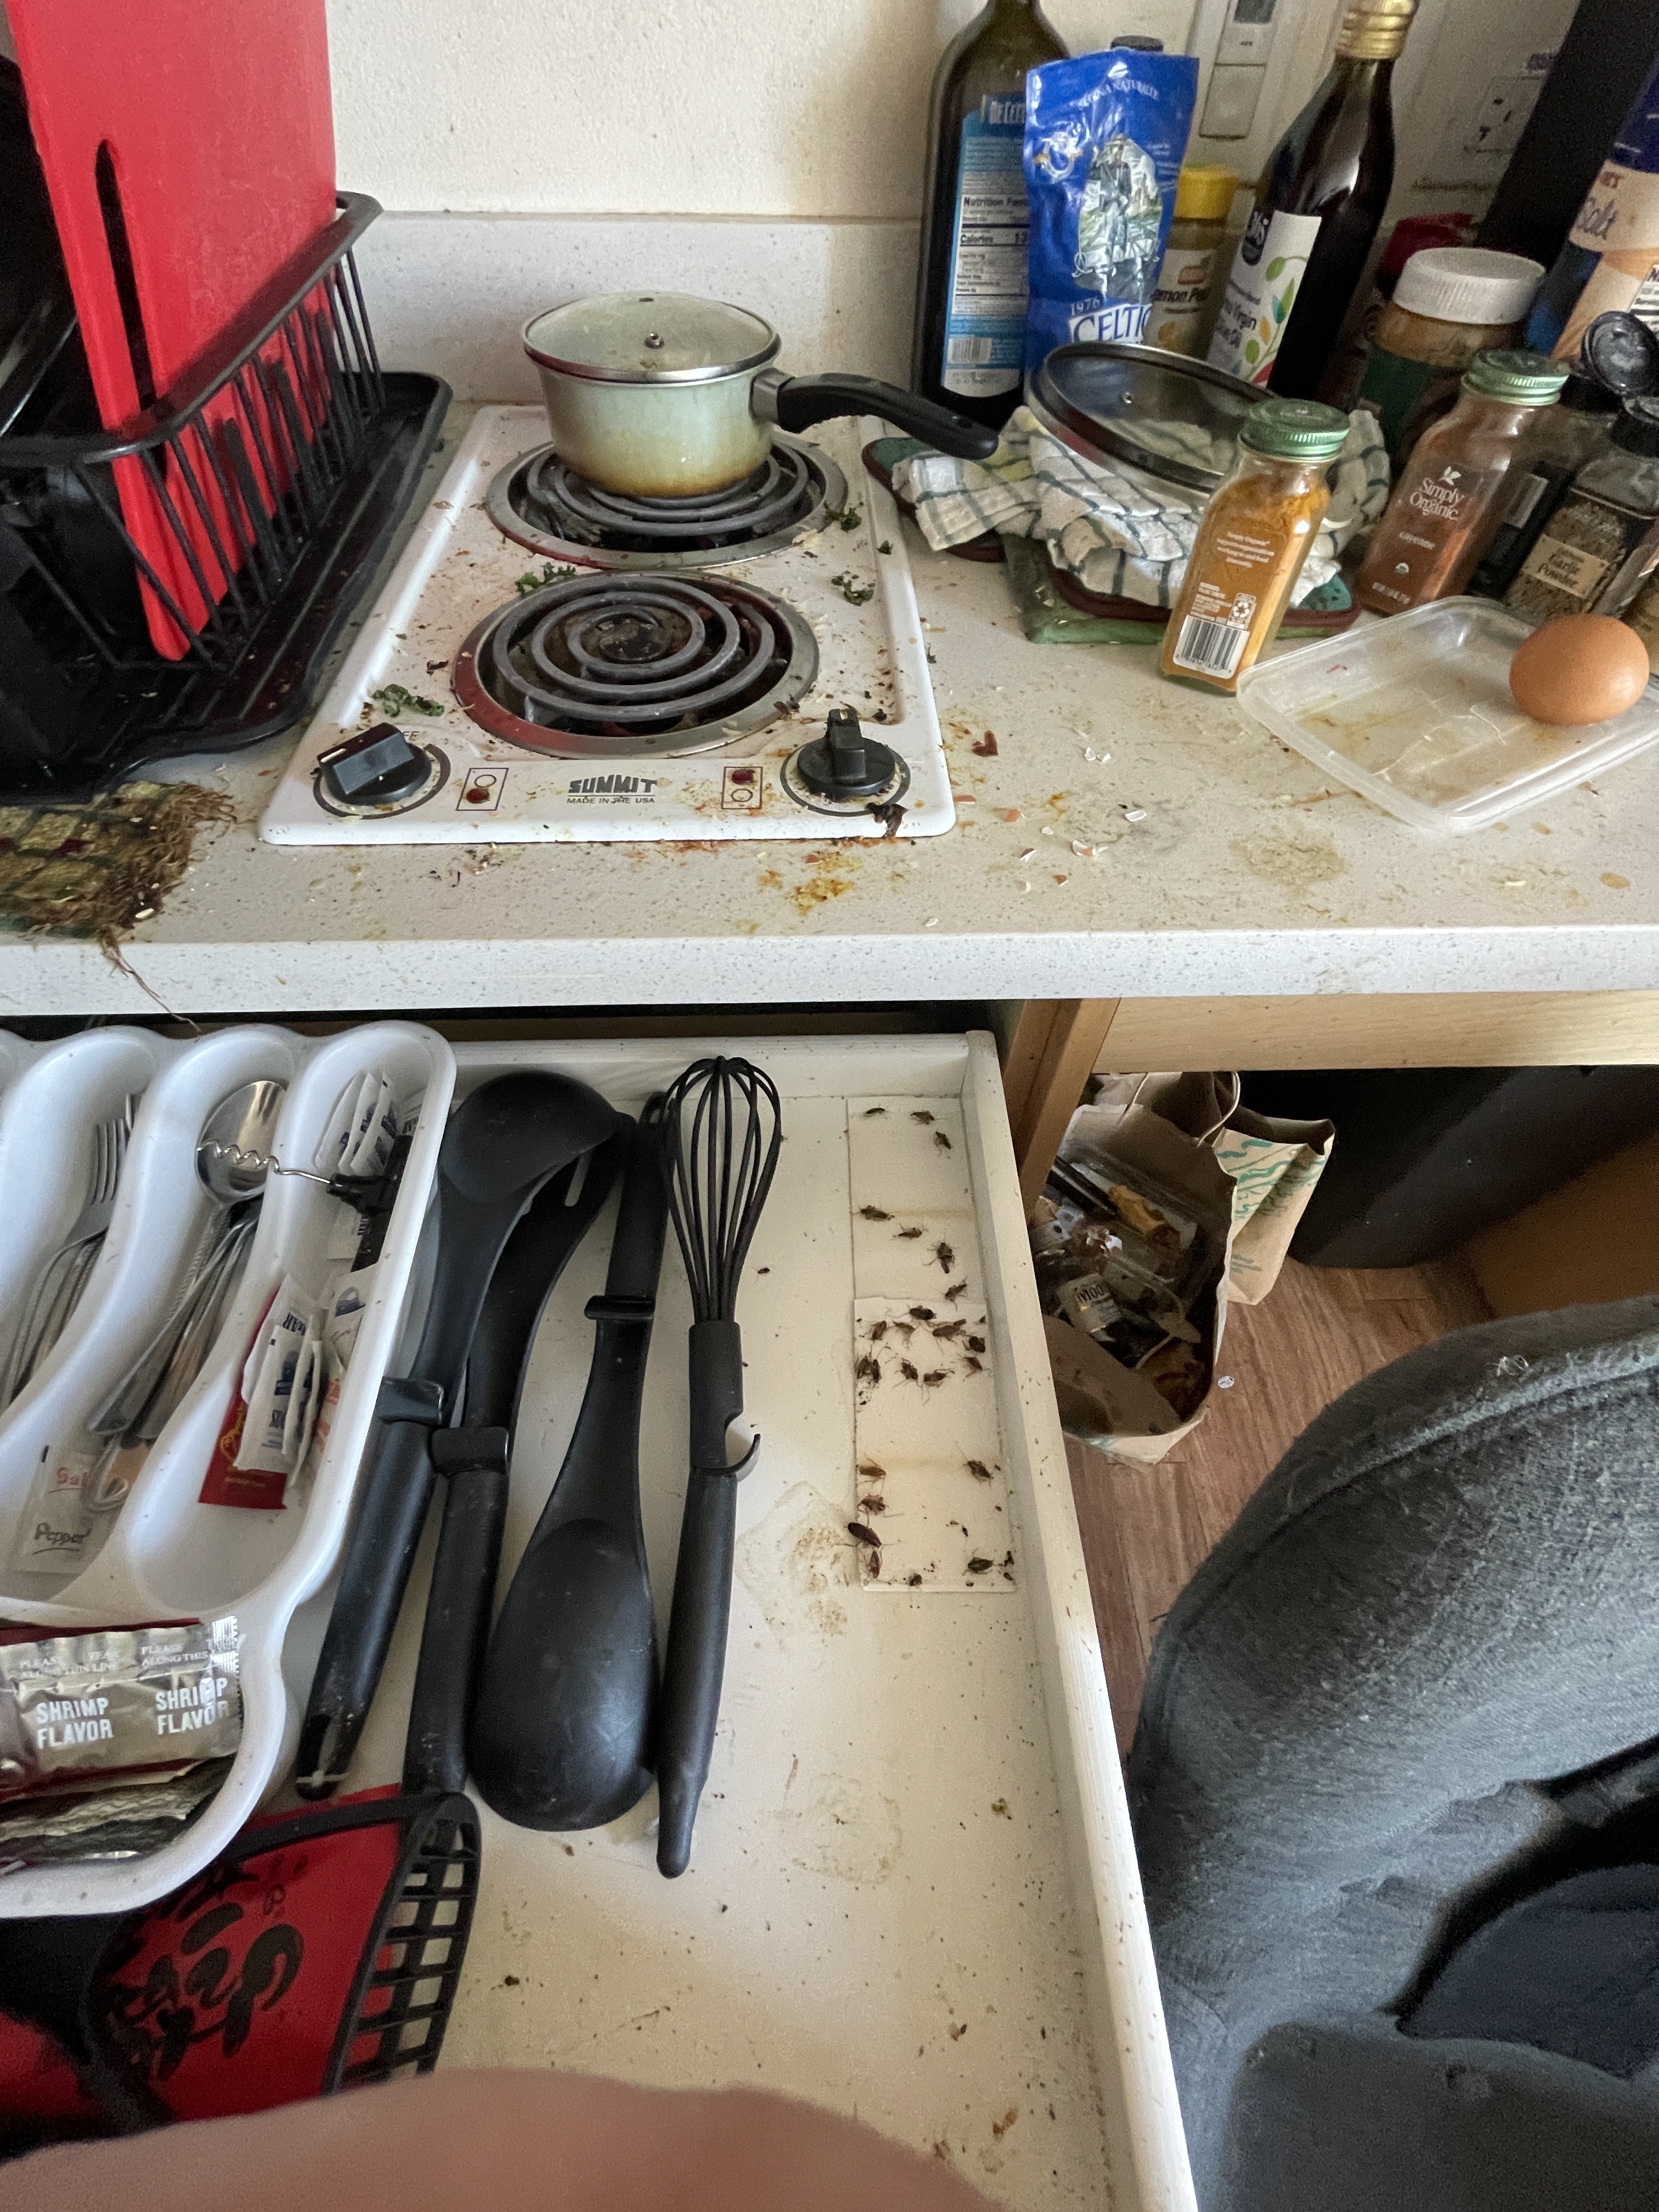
[1208,0,1415,399]
[911,0,1066,432]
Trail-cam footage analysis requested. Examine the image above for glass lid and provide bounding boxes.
[1026,342,1265,492]
[522,293,781,384]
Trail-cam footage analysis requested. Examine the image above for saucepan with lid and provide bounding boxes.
[523,291,1000,499]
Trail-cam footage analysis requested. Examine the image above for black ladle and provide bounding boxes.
[470,1102,668,1830]
[298,1070,622,1799]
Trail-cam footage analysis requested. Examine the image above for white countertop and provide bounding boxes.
[6,409,1658,1017]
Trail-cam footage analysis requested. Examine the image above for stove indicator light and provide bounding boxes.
[458,769,506,812]
[721,765,764,811]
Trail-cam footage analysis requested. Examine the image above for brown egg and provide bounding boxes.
[1509,613,1651,727]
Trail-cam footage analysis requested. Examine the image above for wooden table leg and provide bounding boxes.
[1002,999,1120,1215]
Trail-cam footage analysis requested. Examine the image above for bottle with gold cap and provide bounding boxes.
[1148,166,1237,357]
[1208,0,1416,399]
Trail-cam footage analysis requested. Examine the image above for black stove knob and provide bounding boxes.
[793,707,898,800]
[316,723,432,808]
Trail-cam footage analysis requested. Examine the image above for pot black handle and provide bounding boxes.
[764,373,999,461]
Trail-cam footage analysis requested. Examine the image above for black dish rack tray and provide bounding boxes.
[0,191,448,803]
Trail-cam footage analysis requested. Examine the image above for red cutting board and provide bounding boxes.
[8,0,336,655]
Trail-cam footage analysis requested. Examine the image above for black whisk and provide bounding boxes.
[655,1055,782,1876]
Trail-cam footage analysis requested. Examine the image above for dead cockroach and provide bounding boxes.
[921,1368,949,1389]
[907,1572,924,1587]
[862,1495,886,1515]
[966,1459,994,1483]
[893,1321,915,1342]
[944,1278,967,1300]
[859,1204,891,1221]
[896,1225,924,1240]
[966,1556,993,1575]
[911,1110,935,1125]
[909,1305,935,1322]
[847,1521,881,1548]
[935,1240,955,1273]
[861,1107,888,1118]
[964,1355,985,1374]
[857,1459,887,1482]
[869,1319,889,1342]
[900,1359,919,1383]
[932,1318,965,1342]
[933,1130,952,1152]
[855,1354,881,1385]
[966,1334,986,1353]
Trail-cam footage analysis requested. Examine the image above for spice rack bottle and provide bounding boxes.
[1353,349,1567,616]
[1504,397,1659,625]
[1159,397,1350,693]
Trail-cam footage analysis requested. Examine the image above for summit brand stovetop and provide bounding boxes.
[260,407,954,845]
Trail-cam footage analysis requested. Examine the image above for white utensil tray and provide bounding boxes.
[0,1020,455,1918]
[338,1033,1194,2212]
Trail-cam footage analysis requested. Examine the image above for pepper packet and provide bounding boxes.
[1023,49,1199,367]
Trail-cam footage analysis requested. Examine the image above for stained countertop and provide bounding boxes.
[4,465,1657,1018]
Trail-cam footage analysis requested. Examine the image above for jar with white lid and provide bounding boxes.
[1357,246,1544,458]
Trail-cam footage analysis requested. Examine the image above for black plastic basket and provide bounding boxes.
[0,191,447,802]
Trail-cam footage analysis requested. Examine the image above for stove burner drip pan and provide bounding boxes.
[486,439,849,569]
[454,572,818,758]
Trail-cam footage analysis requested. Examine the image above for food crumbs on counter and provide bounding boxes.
[1604,872,1630,889]
[1019,847,1036,860]
[1019,881,1032,892]
[1001,807,1022,822]
[1217,1375,1235,1390]
[923,916,940,927]
[1124,807,1148,822]
[991,2108,1020,2139]
[1053,874,1069,885]
[878,538,893,554]
[1534,823,1552,834]
[972,732,999,757]
[831,571,876,605]
[1503,879,1527,889]
[1071,840,1096,857]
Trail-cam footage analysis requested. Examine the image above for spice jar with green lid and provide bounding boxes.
[1355,348,1568,615]
[1160,397,1351,693]
[1504,397,1659,625]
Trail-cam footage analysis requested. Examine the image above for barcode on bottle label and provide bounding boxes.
[947,335,996,365]
[1171,612,1250,678]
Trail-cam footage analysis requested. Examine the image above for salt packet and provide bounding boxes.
[1023,49,1198,365]
[10,1440,100,1571]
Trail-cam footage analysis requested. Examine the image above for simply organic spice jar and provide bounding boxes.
[1353,348,1568,616]
[1159,396,1350,693]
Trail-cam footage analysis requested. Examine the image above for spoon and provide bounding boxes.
[469,1102,667,1830]
[297,1069,624,1799]
[88,1079,287,1441]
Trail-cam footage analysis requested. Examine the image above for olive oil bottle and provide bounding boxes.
[911,0,1066,430]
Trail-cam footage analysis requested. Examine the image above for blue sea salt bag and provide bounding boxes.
[1023,50,1199,369]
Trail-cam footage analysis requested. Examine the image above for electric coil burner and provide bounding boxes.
[487,439,849,571]
[454,572,817,756]
[260,406,953,844]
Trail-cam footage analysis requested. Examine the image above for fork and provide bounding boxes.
[1,1099,134,1408]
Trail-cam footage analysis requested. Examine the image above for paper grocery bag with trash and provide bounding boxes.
[1035,1071,1334,1462]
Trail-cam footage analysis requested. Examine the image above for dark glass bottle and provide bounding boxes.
[1207,0,1414,400]
[911,0,1065,431]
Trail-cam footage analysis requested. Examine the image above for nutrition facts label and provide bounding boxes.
[942,104,1029,399]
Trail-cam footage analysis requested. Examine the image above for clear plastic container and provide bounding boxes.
[1236,597,1659,831]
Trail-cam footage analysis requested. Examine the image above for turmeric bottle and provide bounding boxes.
[1160,397,1349,693]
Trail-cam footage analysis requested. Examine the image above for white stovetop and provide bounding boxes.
[3,401,1658,1015]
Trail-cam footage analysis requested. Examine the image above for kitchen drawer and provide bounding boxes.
[338,1031,1193,2212]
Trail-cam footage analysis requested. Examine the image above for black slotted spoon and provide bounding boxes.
[654,1056,781,1878]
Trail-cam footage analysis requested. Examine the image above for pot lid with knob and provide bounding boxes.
[523,293,782,385]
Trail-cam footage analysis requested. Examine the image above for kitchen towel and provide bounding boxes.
[892,405,1390,610]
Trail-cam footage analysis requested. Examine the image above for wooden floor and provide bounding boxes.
[1068,1255,1492,1753]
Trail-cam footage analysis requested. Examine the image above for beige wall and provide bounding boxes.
[325,0,1196,218]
